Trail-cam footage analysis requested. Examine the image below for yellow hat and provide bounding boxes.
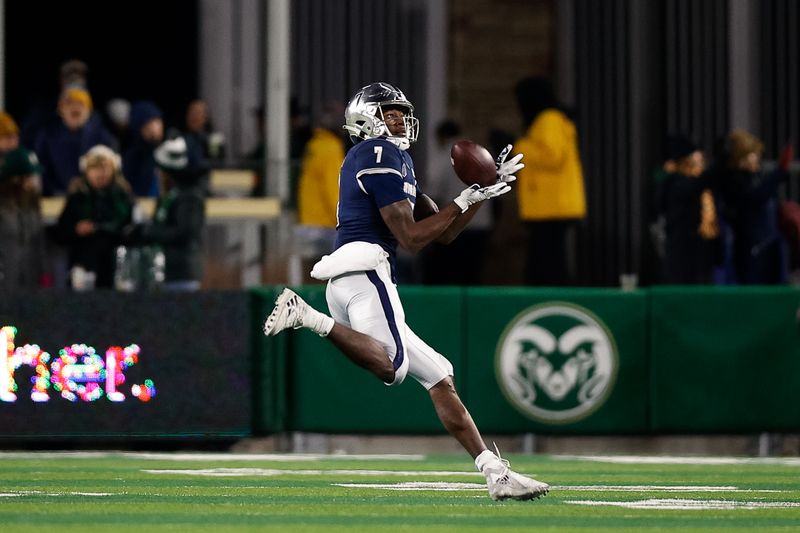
[61,87,93,112]
[0,111,19,137]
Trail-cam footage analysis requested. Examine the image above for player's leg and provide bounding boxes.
[430,375,550,500]
[331,269,410,385]
[263,269,410,385]
[326,323,394,383]
[428,376,487,457]
[404,329,550,501]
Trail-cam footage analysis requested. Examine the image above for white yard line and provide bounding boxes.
[556,455,800,466]
[143,468,482,477]
[331,482,784,493]
[0,451,424,461]
[0,490,113,497]
[557,485,784,493]
[566,498,800,510]
[333,482,485,491]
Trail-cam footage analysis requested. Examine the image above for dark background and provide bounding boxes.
[5,0,199,131]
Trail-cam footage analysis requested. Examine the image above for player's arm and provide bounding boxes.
[436,202,483,244]
[380,183,511,253]
[380,199,462,254]
[413,193,484,244]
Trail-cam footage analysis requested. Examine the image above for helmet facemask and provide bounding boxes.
[378,104,419,151]
[344,82,419,150]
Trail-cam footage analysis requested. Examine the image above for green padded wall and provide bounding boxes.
[463,287,650,434]
[650,286,800,432]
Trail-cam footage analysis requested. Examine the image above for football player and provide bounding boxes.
[264,82,548,501]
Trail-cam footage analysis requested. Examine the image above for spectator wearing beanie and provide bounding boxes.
[0,111,20,157]
[122,101,164,197]
[56,145,135,289]
[0,148,50,289]
[33,87,114,196]
[124,137,207,290]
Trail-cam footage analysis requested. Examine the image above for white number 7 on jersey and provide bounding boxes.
[374,146,383,163]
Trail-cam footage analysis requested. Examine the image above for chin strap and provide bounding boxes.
[385,136,410,151]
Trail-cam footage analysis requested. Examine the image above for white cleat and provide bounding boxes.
[483,446,550,501]
[484,464,550,501]
[263,288,307,336]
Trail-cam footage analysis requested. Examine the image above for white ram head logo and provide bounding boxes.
[496,304,618,423]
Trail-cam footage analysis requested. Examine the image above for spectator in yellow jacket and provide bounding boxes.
[291,101,346,283]
[514,76,586,286]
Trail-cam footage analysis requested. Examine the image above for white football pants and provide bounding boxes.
[325,264,454,389]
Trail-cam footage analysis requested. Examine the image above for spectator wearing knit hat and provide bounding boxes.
[56,145,135,289]
[33,87,114,196]
[20,59,95,150]
[0,111,20,156]
[122,100,164,197]
[124,136,207,290]
[0,148,50,289]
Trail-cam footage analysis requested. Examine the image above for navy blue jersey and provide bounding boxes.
[335,138,421,277]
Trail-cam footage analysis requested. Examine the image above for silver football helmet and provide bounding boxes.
[343,82,419,150]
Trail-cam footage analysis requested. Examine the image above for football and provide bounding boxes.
[414,193,439,221]
[450,140,497,187]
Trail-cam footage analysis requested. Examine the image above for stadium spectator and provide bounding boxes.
[423,119,491,285]
[105,98,132,153]
[659,135,721,284]
[124,137,207,290]
[715,129,793,284]
[0,148,49,289]
[290,100,346,283]
[184,99,225,164]
[56,145,134,289]
[246,98,312,197]
[0,111,21,157]
[123,101,164,197]
[290,97,313,164]
[21,59,92,149]
[182,99,222,196]
[264,82,548,501]
[33,87,114,196]
[513,76,587,286]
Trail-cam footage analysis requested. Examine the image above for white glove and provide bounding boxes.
[495,144,524,183]
[453,182,511,213]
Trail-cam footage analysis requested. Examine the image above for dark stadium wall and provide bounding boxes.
[5,0,199,133]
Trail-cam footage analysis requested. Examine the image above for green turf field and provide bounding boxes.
[1,451,799,532]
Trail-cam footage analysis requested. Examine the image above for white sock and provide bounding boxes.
[474,449,499,473]
[302,307,335,337]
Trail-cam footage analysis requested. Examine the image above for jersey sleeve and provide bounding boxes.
[354,140,408,208]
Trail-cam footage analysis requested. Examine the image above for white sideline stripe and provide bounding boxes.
[0,451,424,461]
[144,468,482,477]
[557,455,800,466]
[567,499,800,510]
